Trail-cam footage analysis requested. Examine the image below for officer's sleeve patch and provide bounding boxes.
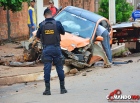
[45,30,54,34]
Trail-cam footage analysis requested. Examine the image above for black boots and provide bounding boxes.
[43,81,67,95]
[43,83,51,95]
[60,81,67,94]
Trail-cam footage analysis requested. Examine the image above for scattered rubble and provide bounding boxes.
[113,48,131,58]
[0,58,5,65]
[25,82,28,85]
[82,72,86,76]
[34,83,37,85]
[69,68,78,74]
[9,61,36,67]
[1,54,14,58]
[86,69,92,72]
[0,43,38,67]
[137,59,140,62]
[94,61,104,67]
[14,46,24,49]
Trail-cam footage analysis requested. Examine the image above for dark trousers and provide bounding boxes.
[42,45,65,83]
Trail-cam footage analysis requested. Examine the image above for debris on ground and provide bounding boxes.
[112,60,133,64]
[137,59,140,62]
[14,46,24,49]
[69,68,78,74]
[113,48,131,58]
[34,83,37,85]
[82,72,86,76]
[86,69,92,72]
[25,82,28,85]
[0,43,38,67]
[9,61,36,67]
[1,54,14,58]
[94,61,104,67]
[0,58,5,65]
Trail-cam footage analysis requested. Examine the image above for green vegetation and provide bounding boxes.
[98,0,133,22]
[113,48,130,57]
[0,0,29,12]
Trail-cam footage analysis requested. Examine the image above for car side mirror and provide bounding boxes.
[58,6,62,11]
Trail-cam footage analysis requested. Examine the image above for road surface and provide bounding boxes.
[0,54,140,103]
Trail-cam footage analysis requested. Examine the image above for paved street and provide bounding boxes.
[0,55,140,103]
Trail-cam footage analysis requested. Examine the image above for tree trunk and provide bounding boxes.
[6,10,11,41]
[71,0,73,6]
[82,0,84,9]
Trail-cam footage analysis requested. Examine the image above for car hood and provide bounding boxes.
[60,32,90,51]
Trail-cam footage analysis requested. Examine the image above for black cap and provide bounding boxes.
[44,8,52,15]
[30,0,35,2]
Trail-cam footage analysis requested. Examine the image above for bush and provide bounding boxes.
[98,0,133,22]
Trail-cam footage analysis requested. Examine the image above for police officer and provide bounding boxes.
[36,8,67,95]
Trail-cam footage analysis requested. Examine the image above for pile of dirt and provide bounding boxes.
[0,43,25,65]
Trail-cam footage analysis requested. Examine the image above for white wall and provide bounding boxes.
[36,0,58,26]
[109,0,116,24]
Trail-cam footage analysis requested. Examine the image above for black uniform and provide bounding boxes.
[37,18,65,83]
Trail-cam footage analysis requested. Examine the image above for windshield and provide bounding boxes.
[55,11,95,38]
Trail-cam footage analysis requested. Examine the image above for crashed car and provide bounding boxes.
[25,6,113,68]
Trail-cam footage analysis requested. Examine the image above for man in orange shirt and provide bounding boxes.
[48,0,58,16]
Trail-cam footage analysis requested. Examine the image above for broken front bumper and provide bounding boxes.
[65,59,91,68]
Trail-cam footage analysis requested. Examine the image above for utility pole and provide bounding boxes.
[109,0,116,25]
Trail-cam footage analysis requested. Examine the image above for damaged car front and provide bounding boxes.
[24,6,112,68]
[54,6,111,68]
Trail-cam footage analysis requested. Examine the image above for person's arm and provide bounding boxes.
[130,12,135,21]
[29,9,34,27]
[36,23,42,39]
[57,21,65,35]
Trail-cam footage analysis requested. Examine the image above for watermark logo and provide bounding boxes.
[106,89,140,102]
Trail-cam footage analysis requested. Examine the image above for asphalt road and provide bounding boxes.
[0,55,140,103]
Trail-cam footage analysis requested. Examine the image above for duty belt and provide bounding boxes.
[43,44,60,48]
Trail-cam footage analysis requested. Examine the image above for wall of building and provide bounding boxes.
[59,0,95,12]
[0,0,96,42]
[0,8,8,41]
[0,2,29,41]
[126,0,140,9]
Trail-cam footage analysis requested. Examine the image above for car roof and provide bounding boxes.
[63,6,103,23]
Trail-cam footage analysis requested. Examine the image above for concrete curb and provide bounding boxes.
[0,65,70,86]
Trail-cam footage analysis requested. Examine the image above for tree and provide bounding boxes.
[98,0,133,22]
[0,0,29,12]
[0,0,29,41]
